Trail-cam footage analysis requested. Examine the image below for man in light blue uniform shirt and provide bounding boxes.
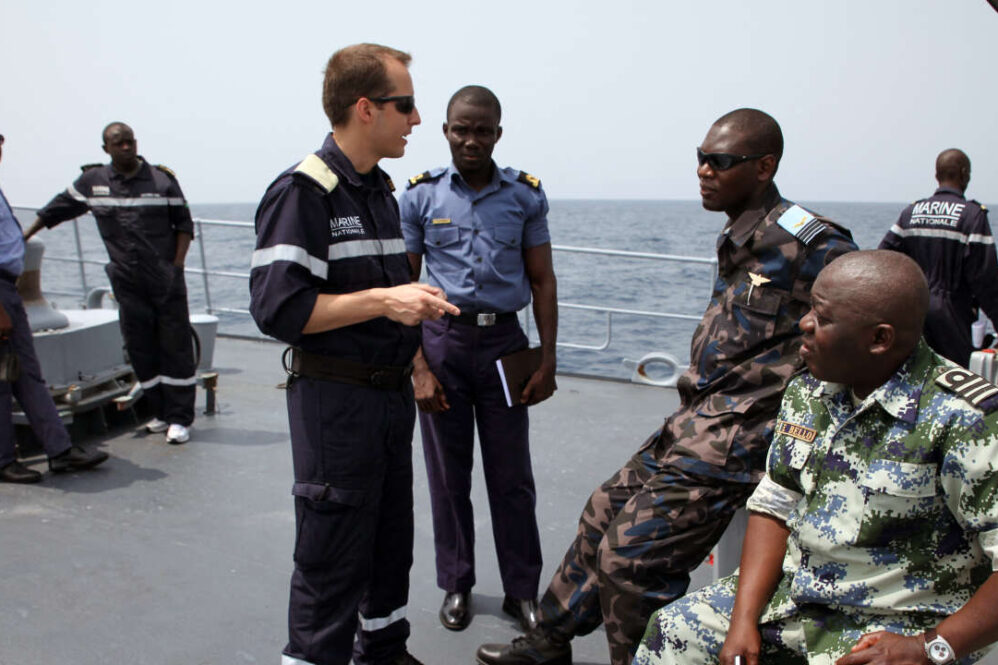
[399,85,558,633]
[0,133,108,483]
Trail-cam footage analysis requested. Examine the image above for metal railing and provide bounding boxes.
[37,216,718,350]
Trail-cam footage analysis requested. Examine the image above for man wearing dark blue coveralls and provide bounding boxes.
[25,122,197,445]
[249,44,459,665]
[879,149,998,367]
[399,85,557,633]
[0,133,108,483]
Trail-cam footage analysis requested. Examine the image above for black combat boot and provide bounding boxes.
[476,628,571,665]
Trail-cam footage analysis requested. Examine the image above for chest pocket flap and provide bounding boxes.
[739,286,782,316]
[426,225,460,248]
[861,459,936,498]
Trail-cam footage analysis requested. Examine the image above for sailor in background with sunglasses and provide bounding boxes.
[399,85,557,634]
[250,43,458,665]
[476,108,857,665]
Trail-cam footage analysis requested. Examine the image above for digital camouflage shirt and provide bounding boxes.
[661,184,857,483]
[749,340,998,620]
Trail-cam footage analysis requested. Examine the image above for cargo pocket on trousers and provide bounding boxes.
[291,480,368,569]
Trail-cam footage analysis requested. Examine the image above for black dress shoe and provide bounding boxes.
[476,628,571,665]
[502,595,539,632]
[0,461,42,484]
[48,445,109,473]
[439,591,471,631]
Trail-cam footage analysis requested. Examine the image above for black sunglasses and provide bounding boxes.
[369,95,416,115]
[697,147,767,171]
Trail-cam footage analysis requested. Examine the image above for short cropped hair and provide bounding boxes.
[446,85,502,122]
[322,43,412,127]
[713,108,784,167]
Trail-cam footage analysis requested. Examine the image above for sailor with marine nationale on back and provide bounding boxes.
[249,42,458,665]
[399,84,557,634]
[635,249,998,665]
[879,148,998,368]
[476,108,857,665]
[25,122,197,445]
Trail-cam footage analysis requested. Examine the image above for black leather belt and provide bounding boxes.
[283,347,412,391]
[447,311,517,327]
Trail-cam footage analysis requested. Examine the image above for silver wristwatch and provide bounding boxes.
[923,628,956,665]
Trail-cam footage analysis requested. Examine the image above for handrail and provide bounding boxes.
[32,215,717,351]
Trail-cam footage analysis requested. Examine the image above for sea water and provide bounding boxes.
[15,199,903,380]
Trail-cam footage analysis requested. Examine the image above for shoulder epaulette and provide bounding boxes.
[408,170,445,188]
[384,176,395,193]
[517,171,541,189]
[80,163,102,172]
[155,164,178,179]
[775,204,828,246]
[936,367,998,411]
[293,154,339,193]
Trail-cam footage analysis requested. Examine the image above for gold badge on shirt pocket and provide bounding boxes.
[776,420,817,443]
[432,218,451,225]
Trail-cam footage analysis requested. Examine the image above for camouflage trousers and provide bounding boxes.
[537,432,755,665]
[633,573,988,665]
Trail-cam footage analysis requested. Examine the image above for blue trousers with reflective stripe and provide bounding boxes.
[283,376,415,665]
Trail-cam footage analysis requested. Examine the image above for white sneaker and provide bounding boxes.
[145,418,169,433]
[166,424,190,445]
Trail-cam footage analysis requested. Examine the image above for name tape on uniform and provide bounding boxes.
[776,420,817,443]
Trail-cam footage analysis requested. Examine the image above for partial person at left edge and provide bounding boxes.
[24,122,198,445]
[0,133,108,483]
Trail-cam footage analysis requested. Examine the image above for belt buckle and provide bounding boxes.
[477,313,496,326]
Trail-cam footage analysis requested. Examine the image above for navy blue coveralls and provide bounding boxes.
[880,186,998,366]
[250,135,420,665]
[399,163,548,600]
[0,186,73,467]
[35,159,197,426]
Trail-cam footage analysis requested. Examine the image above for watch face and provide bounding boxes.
[929,640,954,663]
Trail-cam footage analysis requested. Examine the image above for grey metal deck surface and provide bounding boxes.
[0,336,699,665]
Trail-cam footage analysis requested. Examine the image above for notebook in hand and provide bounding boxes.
[496,346,543,408]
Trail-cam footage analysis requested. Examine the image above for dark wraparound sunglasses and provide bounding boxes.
[369,95,416,115]
[697,147,767,171]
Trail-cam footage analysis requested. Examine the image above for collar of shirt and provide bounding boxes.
[445,161,513,200]
[724,183,783,248]
[319,133,390,193]
[810,340,932,424]
[109,157,150,182]
[933,186,966,200]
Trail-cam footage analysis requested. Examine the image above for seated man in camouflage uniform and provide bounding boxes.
[477,108,857,665]
[635,250,998,665]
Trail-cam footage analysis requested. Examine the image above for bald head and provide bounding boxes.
[935,148,971,192]
[446,85,501,123]
[711,108,784,166]
[102,121,132,145]
[820,250,928,354]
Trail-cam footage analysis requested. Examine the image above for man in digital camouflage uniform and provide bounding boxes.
[635,250,998,665]
[476,109,857,665]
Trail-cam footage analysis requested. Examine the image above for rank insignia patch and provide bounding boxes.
[936,368,998,407]
[776,420,817,443]
[776,204,826,245]
[432,218,451,225]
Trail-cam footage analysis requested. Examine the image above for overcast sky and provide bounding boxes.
[2,0,995,207]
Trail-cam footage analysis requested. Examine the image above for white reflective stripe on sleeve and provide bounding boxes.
[891,225,994,245]
[67,184,88,202]
[328,238,407,262]
[358,605,407,632]
[281,655,316,665]
[140,375,198,390]
[981,528,998,571]
[745,474,801,523]
[251,244,328,280]
[84,196,181,207]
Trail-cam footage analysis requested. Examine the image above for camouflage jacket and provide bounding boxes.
[661,184,856,482]
[749,340,998,619]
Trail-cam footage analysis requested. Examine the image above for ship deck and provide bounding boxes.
[1,336,705,665]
